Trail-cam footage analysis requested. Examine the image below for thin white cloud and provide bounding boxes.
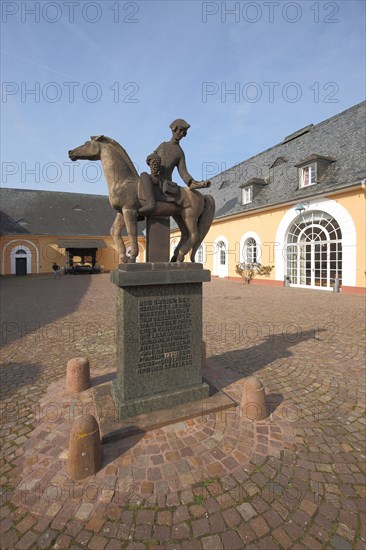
[1,49,78,80]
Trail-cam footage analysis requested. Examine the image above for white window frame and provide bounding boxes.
[275,199,356,288]
[243,238,258,264]
[242,185,253,205]
[285,211,342,290]
[300,163,317,188]
[240,232,262,265]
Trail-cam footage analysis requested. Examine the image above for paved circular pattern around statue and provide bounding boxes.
[0,275,364,549]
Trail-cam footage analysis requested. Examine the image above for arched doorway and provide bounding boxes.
[15,250,27,276]
[10,245,33,275]
[285,211,342,289]
[170,238,179,261]
[196,244,204,264]
[214,237,228,278]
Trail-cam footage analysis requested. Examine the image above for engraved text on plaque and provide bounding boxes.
[137,297,192,375]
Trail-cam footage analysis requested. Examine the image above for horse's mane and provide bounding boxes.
[102,136,139,178]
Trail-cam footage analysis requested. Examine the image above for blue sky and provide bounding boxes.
[1,0,365,194]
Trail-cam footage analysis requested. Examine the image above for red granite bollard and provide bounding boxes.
[68,414,103,481]
[66,357,90,393]
[240,376,269,421]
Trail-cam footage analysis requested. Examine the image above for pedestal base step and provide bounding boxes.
[93,378,237,443]
[111,379,209,419]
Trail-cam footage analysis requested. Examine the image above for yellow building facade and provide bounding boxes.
[171,103,366,294]
[0,234,146,275]
[0,189,146,275]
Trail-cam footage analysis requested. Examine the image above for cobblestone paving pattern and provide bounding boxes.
[0,274,365,549]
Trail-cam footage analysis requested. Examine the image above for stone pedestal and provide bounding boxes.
[110,263,210,419]
[146,217,170,262]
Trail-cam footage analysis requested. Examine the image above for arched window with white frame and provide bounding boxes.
[243,238,258,263]
[240,232,262,265]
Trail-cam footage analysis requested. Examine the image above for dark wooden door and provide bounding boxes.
[16,258,27,276]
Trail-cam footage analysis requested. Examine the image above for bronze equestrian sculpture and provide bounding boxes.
[68,122,215,263]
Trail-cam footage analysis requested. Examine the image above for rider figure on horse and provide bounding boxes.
[139,118,211,214]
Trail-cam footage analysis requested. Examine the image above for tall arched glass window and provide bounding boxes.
[243,238,257,264]
[286,210,342,289]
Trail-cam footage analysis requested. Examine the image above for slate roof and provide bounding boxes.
[201,101,366,220]
[0,189,145,236]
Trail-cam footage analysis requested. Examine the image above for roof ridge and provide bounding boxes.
[216,100,366,178]
[0,188,109,198]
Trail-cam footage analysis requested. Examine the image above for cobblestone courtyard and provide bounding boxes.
[0,274,365,549]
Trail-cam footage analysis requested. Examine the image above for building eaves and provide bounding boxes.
[213,180,365,220]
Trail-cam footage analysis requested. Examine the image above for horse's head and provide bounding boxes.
[68,135,105,161]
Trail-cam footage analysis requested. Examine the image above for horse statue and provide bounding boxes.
[68,136,215,263]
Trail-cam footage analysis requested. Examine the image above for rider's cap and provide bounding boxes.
[169,119,190,130]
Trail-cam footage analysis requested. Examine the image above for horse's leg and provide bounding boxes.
[171,215,189,262]
[110,212,128,264]
[190,195,215,262]
[176,213,199,262]
[175,191,205,262]
[122,208,139,263]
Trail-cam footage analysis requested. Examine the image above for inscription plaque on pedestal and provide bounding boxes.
[138,296,192,375]
[110,263,210,418]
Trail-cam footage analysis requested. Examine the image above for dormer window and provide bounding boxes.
[300,163,317,188]
[296,154,336,189]
[242,186,252,205]
[240,178,267,205]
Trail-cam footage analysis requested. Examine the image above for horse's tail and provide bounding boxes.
[191,194,215,262]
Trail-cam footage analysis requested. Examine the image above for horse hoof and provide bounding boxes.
[127,258,136,263]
